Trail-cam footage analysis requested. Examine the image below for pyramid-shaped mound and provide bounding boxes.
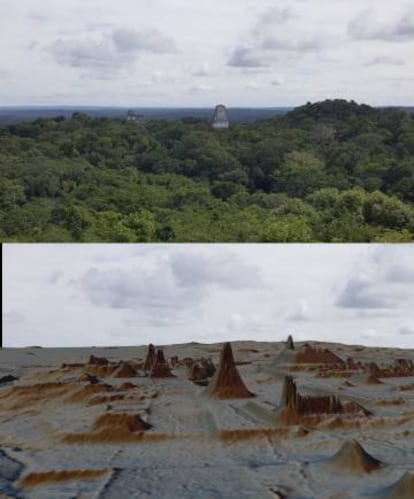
[365,374,383,385]
[276,343,344,369]
[150,348,175,378]
[144,344,156,371]
[378,472,414,499]
[205,342,254,399]
[112,362,137,378]
[286,335,295,350]
[326,439,382,473]
[295,345,345,365]
[88,355,109,365]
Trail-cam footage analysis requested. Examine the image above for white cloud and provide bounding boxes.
[348,7,414,42]
[286,300,311,322]
[0,1,413,105]
[3,244,414,348]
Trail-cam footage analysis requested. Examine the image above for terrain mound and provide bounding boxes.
[295,345,345,365]
[278,376,371,424]
[325,439,383,473]
[150,349,175,378]
[376,471,414,499]
[365,375,384,385]
[144,344,156,371]
[112,362,137,378]
[62,412,152,443]
[18,469,109,488]
[205,342,254,399]
[88,355,109,365]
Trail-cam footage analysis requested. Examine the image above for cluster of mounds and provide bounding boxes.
[277,375,372,426]
[317,357,414,381]
[141,344,177,378]
[0,338,413,497]
[188,358,216,386]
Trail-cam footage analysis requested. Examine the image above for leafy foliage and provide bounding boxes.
[1,99,413,242]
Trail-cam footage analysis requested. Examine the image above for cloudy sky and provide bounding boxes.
[3,244,414,348]
[1,1,414,107]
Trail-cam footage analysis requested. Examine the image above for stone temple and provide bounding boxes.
[211,104,229,130]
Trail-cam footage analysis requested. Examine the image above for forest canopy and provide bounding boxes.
[1,99,414,242]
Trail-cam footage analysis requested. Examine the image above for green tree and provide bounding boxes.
[260,216,313,242]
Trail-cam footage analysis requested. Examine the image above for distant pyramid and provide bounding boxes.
[211,104,229,130]
[150,348,175,378]
[144,344,156,371]
[286,335,295,350]
[205,342,254,398]
[326,439,382,473]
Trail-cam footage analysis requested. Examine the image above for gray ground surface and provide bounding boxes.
[0,341,413,498]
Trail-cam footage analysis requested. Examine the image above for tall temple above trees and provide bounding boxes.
[126,110,146,127]
[211,104,229,130]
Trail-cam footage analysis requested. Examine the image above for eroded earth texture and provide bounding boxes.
[0,340,413,498]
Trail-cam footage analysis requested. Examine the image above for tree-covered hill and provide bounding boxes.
[1,99,414,242]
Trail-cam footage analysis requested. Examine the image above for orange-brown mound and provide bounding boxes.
[111,363,137,378]
[144,344,157,371]
[400,383,414,391]
[0,382,71,410]
[218,427,291,441]
[92,412,152,432]
[61,362,85,368]
[81,364,117,377]
[19,469,109,488]
[62,412,152,443]
[318,416,396,431]
[88,355,109,365]
[295,345,345,366]
[365,375,384,385]
[205,342,254,399]
[150,362,175,378]
[62,430,183,444]
[326,439,383,473]
[87,394,126,406]
[117,382,138,391]
[276,407,322,426]
[374,398,405,406]
[0,382,68,399]
[63,383,111,403]
[380,472,414,499]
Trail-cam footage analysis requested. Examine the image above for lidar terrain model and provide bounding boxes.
[0,338,413,498]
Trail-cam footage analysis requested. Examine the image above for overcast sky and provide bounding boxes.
[1,1,414,107]
[3,244,414,348]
